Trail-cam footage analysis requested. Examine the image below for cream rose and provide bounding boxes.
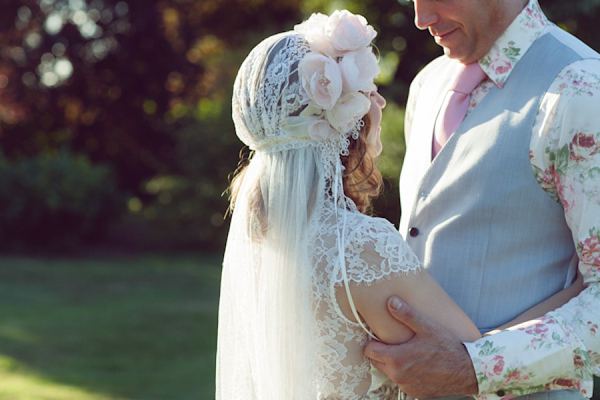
[339,47,380,92]
[308,119,337,142]
[299,104,336,141]
[328,10,377,53]
[326,91,371,133]
[294,13,336,56]
[299,52,343,110]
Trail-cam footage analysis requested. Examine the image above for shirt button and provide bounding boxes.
[496,390,506,397]
[409,227,419,237]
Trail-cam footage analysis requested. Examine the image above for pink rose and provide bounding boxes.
[535,324,548,334]
[299,52,342,110]
[325,91,370,133]
[307,119,336,141]
[569,132,600,162]
[492,355,505,375]
[339,47,380,92]
[589,351,600,365]
[493,59,511,75]
[327,10,377,54]
[525,323,548,335]
[505,371,521,383]
[580,236,600,265]
[550,378,576,389]
[295,11,377,58]
[548,165,559,184]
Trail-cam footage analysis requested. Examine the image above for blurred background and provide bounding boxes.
[0,0,599,398]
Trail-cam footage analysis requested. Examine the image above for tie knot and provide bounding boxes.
[451,62,487,94]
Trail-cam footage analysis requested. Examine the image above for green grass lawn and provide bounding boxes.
[0,253,221,400]
[4,253,599,400]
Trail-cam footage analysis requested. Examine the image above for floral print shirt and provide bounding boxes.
[405,0,600,398]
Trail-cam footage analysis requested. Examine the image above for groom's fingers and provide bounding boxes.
[386,296,436,335]
[364,340,404,384]
[364,339,390,363]
[367,356,386,372]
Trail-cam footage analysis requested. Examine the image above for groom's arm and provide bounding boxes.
[486,270,584,333]
[365,291,598,399]
[365,297,479,398]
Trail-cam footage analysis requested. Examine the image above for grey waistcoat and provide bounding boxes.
[399,32,586,333]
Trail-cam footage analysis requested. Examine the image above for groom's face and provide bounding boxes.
[411,0,509,64]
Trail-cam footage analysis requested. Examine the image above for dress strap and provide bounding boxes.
[340,261,379,340]
[333,157,378,340]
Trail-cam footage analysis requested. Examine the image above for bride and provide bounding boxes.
[216,11,480,398]
[216,10,581,399]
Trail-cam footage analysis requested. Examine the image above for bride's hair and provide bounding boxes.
[341,112,383,214]
[228,112,382,219]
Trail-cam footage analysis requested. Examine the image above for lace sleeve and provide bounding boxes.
[342,215,422,285]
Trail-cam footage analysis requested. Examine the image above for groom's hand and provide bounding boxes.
[364,297,479,398]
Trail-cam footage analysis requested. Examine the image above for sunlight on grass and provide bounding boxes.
[0,355,120,400]
[0,324,39,344]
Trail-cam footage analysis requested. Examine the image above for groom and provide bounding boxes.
[366,0,600,398]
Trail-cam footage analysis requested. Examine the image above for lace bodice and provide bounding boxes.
[310,207,422,398]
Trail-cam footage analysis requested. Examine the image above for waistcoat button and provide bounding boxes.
[496,390,506,397]
[409,227,419,237]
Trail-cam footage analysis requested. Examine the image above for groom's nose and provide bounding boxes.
[413,0,440,30]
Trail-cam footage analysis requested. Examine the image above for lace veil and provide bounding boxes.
[216,13,379,399]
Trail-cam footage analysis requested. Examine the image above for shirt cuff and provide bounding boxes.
[464,313,593,398]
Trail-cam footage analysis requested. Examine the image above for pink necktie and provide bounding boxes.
[432,62,487,158]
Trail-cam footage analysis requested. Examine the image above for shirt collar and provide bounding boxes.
[478,0,551,88]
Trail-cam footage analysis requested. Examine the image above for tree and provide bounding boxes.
[0,0,303,194]
[1,0,599,250]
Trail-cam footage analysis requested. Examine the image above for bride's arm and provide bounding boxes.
[336,268,482,345]
[485,270,585,335]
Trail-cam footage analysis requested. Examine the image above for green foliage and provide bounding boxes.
[378,101,406,180]
[365,101,407,226]
[0,151,126,250]
[125,93,240,251]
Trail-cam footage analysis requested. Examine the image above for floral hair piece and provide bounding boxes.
[294,10,380,142]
